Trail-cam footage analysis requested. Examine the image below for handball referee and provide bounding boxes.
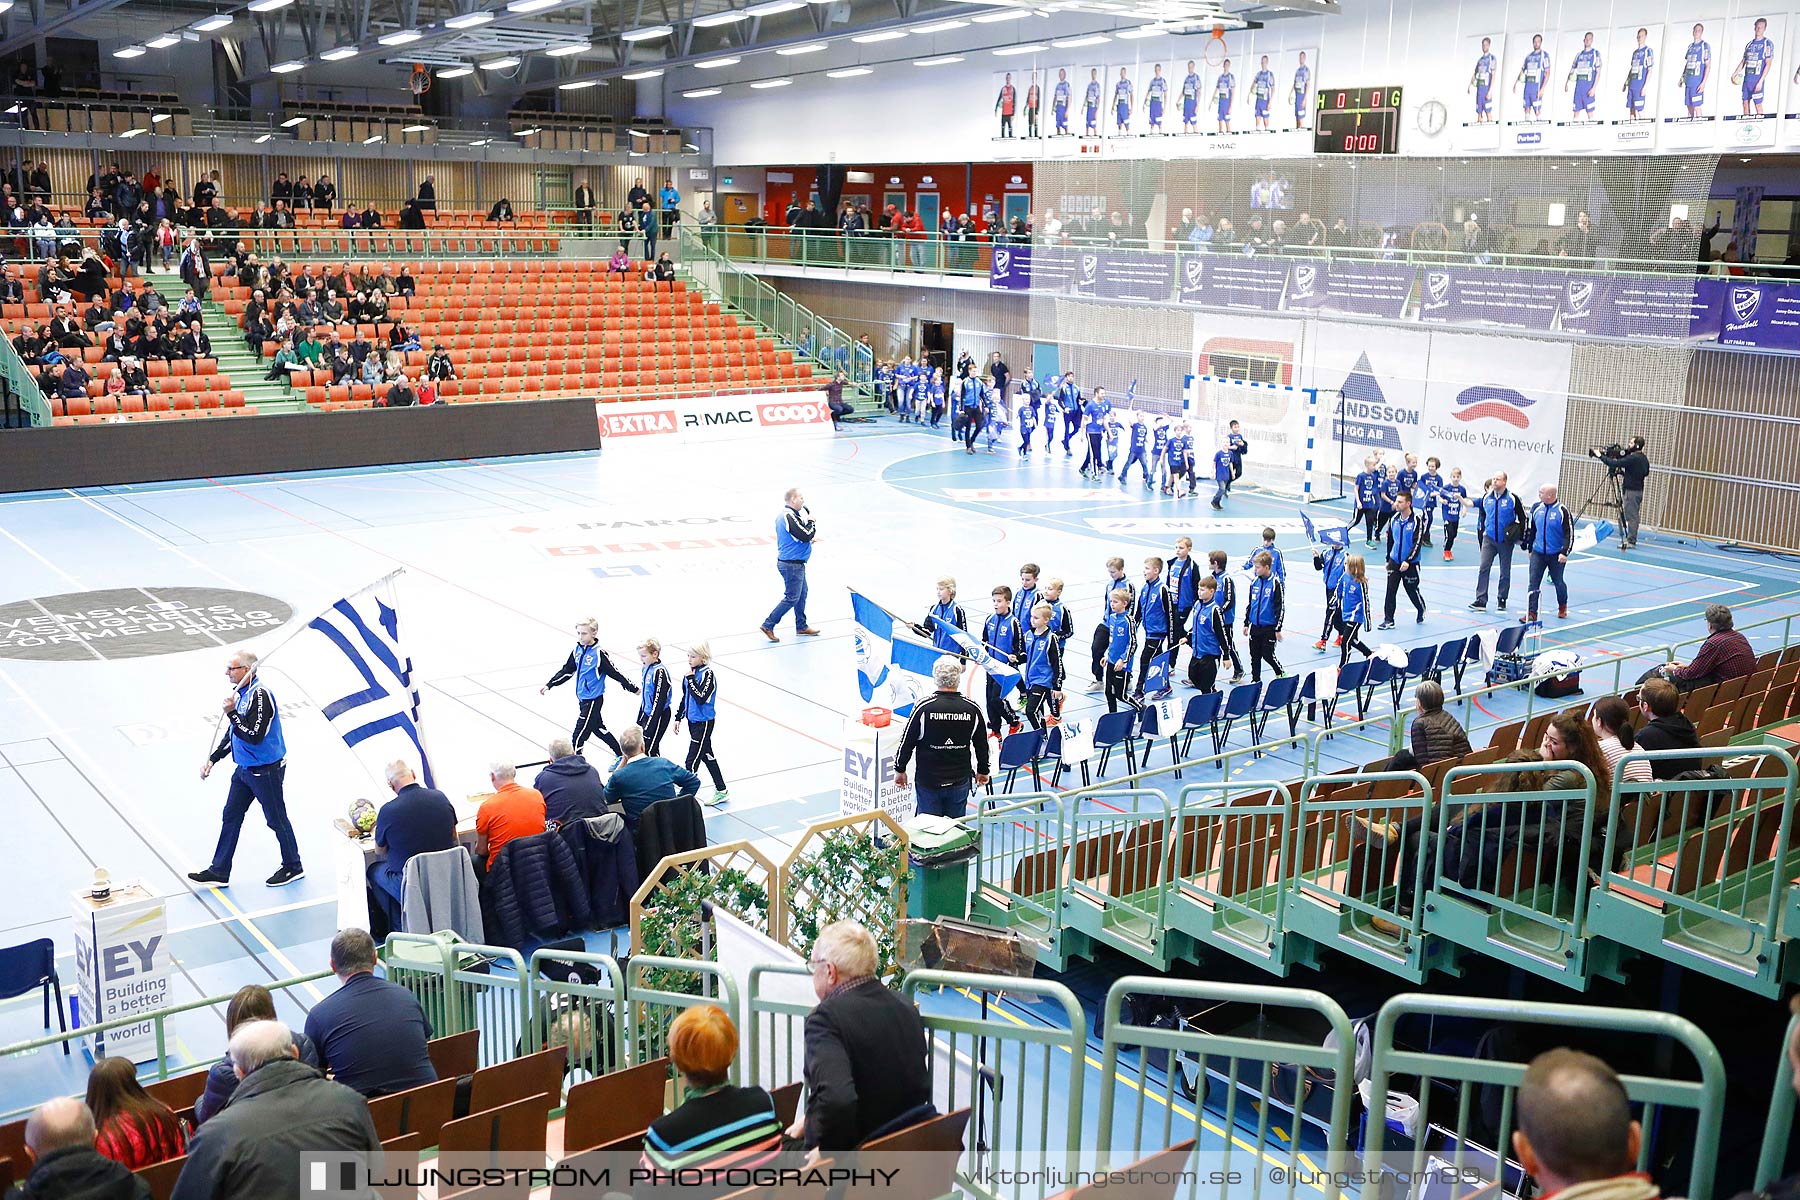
[1590,437,1649,550]
[188,650,304,888]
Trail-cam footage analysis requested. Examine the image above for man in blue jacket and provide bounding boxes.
[190,650,303,889]
[1522,483,1574,623]
[366,759,456,935]
[762,488,820,641]
[1469,473,1524,613]
[1379,489,1427,629]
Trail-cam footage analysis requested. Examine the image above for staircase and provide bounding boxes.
[144,270,301,414]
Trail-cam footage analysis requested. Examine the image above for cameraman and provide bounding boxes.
[1588,436,1650,550]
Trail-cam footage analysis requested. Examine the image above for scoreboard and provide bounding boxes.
[1313,86,1404,155]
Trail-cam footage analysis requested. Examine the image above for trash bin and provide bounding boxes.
[905,816,981,922]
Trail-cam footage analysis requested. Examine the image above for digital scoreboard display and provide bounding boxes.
[1313,86,1404,155]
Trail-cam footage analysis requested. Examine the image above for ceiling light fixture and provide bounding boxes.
[320,45,359,59]
[992,42,1044,54]
[544,41,589,55]
[827,66,872,77]
[621,24,672,39]
[402,122,431,131]
[112,45,147,58]
[971,8,1027,20]
[777,42,826,54]
[253,132,273,143]
[146,34,181,49]
[1051,33,1108,46]
[270,59,306,71]
[628,128,649,136]
[192,13,232,30]
[747,0,804,13]
[118,126,146,137]
[851,29,906,42]
[692,10,747,25]
[696,55,742,67]
[444,10,493,27]
[506,0,558,11]
[280,114,307,126]
[516,126,540,135]
[622,67,664,79]
[362,133,383,143]
[914,54,963,65]
[479,55,520,69]
[682,87,723,97]
[750,77,791,87]
[247,0,292,10]
[436,64,474,76]
[378,28,422,44]
[912,18,967,32]
[1114,24,1165,37]
[559,79,598,89]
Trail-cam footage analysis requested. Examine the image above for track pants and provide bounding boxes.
[1081,429,1104,473]
[684,718,725,790]
[1248,625,1283,683]
[1337,619,1372,667]
[1443,519,1460,555]
[985,676,1020,735]
[572,697,621,756]
[1024,685,1061,729]
[640,707,671,758]
[1383,565,1426,623]
[1104,662,1135,713]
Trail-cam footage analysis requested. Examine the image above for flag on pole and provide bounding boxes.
[1299,509,1351,548]
[1142,648,1173,698]
[272,572,435,787]
[926,615,1022,694]
[850,589,942,717]
[1126,379,1137,406]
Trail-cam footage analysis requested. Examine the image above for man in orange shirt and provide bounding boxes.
[473,762,545,871]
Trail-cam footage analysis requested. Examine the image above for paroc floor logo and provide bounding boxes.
[0,587,294,662]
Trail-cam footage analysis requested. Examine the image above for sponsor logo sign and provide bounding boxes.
[597,394,833,444]
[0,587,293,662]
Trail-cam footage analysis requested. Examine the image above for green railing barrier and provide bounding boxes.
[744,961,816,1094]
[0,325,50,428]
[382,934,530,1070]
[624,955,739,1079]
[1368,993,1726,1200]
[525,946,627,1082]
[1757,1009,1800,1191]
[901,968,1086,1200]
[1425,760,1610,987]
[1097,976,1354,1187]
[1061,789,1179,965]
[1590,746,1800,994]
[1167,781,1314,976]
[970,791,1072,967]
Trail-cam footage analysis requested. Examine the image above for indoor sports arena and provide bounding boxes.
[2,1,1800,1198]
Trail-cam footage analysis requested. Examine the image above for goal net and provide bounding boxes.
[1186,375,1333,501]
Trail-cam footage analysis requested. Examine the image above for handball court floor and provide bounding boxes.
[0,420,1794,1120]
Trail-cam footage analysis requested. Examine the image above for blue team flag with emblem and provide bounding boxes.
[926,615,1022,694]
[1143,649,1173,698]
[1299,510,1351,549]
[850,589,942,717]
[270,570,435,787]
[1126,380,1137,406]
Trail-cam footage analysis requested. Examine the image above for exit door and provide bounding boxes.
[1002,194,1030,227]
[914,319,954,376]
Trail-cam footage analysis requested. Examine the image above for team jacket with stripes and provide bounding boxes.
[893,690,990,786]
[1244,575,1285,631]
[1021,626,1065,689]
[545,645,636,702]
[637,662,672,721]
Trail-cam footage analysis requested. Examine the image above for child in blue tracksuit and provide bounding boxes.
[1355,457,1382,545]
[1020,603,1064,729]
[1416,456,1444,548]
[1397,453,1419,498]
[1101,588,1138,714]
[1376,465,1399,536]
[983,386,1006,452]
[1311,541,1346,652]
[1088,555,1136,690]
[1438,467,1469,561]
[1170,425,1195,498]
[924,577,968,653]
[674,642,727,804]
[542,618,640,756]
[895,357,920,423]
[1227,421,1248,490]
[1243,550,1285,684]
[1207,549,1244,685]
[1102,411,1123,472]
[1210,440,1234,508]
[1079,390,1110,476]
[1242,528,1286,581]
[636,637,674,757]
[983,585,1024,735]
[1185,576,1240,693]
[1018,399,1037,457]
[1131,557,1174,700]
[1333,556,1373,668]
[927,368,947,429]
[1118,414,1152,487]
[1147,419,1169,491]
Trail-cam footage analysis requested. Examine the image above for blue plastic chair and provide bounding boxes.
[1250,674,1303,743]
[1093,709,1140,778]
[1494,624,1531,657]
[1396,644,1439,707]
[1428,638,1466,688]
[0,938,68,1055]
[1454,635,1484,691]
[1173,692,1223,773]
[1320,659,1369,736]
[1212,683,1261,754]
[989,729,1046,795]
[1038,725,1063,785]
[1361,657,1396,717]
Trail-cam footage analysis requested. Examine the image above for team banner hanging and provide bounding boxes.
[850,589,942,717]
[271,572,435,787]
[925,615,1022,694]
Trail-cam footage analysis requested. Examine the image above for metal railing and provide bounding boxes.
[1757,1009,1800,1191]
[383,934,531,1070]
[1167,781,1303,975]
[0,323,50,427]
[525,946,627,1082]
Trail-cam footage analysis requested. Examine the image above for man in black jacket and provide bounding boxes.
[794,921,932,1155]
[1634,678,1701,779]
[9,1097,149,1200]
[171,1019,381,1200]
[893,656,990,819]
[534,736,610,823]
[1591,436,1650,549]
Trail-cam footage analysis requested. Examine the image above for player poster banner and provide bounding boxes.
[1419,266,1564,331]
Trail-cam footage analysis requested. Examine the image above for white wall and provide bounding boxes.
[673,0,1800,164]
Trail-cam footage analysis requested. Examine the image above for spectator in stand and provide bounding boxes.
[328,342,355,384]
[638,202,660,260]
[85,1056,187,1171]
[1633,677,1701,778]
[660,179,680,230]
[118,358,149,397]
[605,724,700,836]
[177,320,211,361]
[826,371,852,430]
[791,920,932,1155]
[651,252,676,288]
[415,175,436,211]
[535,736,610,824]
[263,336,297,381]
[574,181,596,227]
[176,287,201,321]
[9,1097,150,1200]
[360,353,385,389]
[301,929,435,1098]
[82,297,111,333]
[1512,1051,1649,1200]
[399,200,425,231]
[1649,604,1756,692]
[1591,696,1653,787]
[364,759,456,932]
[487,197,516,223]
[313,174,336,211]
[269,173,293,210]
[171,1019,380,1200]
[55,360,88,400]
[608,243,632,275]
[382,375,416,408]
[627,179,651,212]
[473,761,546,872]
[1406,681,1472,765]
[358,202,382,230]
[292,176,312,211]
[194,986,320,1127]
[84,188,109,221]
[395,265,416,297]
[103,369,125,401]
[641,1005,784,1179]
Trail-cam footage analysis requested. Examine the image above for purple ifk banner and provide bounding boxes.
[1559,275,1725,341]
[1203,255,1290,311]
[1289,259,1415,318]
[1418,265,1562,330]
[1717,281,1800,351]
[1093,249,1175,301]
[988,244,1033,290]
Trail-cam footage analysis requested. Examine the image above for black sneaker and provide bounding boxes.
[1497,601,1507,611]
[265,865,305,887]
[187,867,228,885]
[1377,620,1396,630]
[1467,601,1487,611]
[1416,612,1427,624]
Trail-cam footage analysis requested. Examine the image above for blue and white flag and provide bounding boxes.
[926,615,1022,694]
[1299,509,1351,549]
[850,589,942,717]
[1143,649,1173,698]
[277,572,435,787]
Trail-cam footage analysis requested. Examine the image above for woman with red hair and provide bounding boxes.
[641,1005,784,1179]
